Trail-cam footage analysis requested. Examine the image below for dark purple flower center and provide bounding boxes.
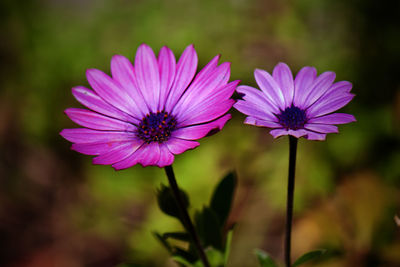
[276,105,307,130]
[137,111,177,144]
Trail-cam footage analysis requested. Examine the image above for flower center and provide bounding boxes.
[137,111,177,144]
[276,105,307,130]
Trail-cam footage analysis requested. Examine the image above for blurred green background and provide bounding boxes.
[1,0,399,266]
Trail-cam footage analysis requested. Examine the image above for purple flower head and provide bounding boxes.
[61,44,238,169]
[234,62,355,140]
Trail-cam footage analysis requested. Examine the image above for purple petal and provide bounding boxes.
[71,141,140,156]
[288,129,309,138]
[65,108,136,131]
[308,113,356,124]
[92,141,142,165]
[157,144,175,167]
[134,44,160,112]
[233,100,278,122]
[173,114,231,140]
[173,62,230,115]
[269,129,288,138]
[176,80,238,123]
[110,55,149,116]
[71,142,114,155]
[293,66,317,107]
[111,142,161,169]
[304,131,327,141]
[306,80,354,117]
[316,81,353,103]
[303,71,336,108]
[272,62,294,108]
[189,55,220,87]
[166,138,200,155]
[305,123,339,133]
[178,99,234,127]
[165,45,198,111]
[158,46,176,110]
[254,68,285,110]
[269,128,308,139]
[244,117,281,128]
[60,128,136,143]
[327,81,352,93]
[137,143,161,167]
[86,68,143,118]
[236,85,280,114]
[71,86,139,124]
[307,94,355,117]
[110,145,144,170]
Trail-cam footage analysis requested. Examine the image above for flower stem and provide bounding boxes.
[285,136,298,267]
[164,165,210,267]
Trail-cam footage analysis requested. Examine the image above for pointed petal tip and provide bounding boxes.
[185,44,195,51]
[137,43,155,55]
[71,86,83,94]
[111,54,123,60]
[86,68,97,75]
[276,62,290,68]
[211,54,221,62]
[64,108,73,115]
[254,68,263,74]
[221,61,231,68]
[139,43,150,48]
[229,80,241,89]
[59,129,68,138]
[85,68,102,81]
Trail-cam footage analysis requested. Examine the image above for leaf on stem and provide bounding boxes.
[254,249,278,267]
[163,231,191,242]
[224,230,234,265]
[195,207,223,250]
[292,249,327,267]
[156,184,190,223]
[153,231,172,253]
[173,246,198,264]
[210,172,237,227]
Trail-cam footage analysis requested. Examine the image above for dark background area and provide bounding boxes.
[0,0,399,266]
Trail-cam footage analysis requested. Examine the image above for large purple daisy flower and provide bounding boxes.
[234,62,355,140]
[60,44,238,169]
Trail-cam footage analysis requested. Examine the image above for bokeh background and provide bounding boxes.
[1,0,399,266]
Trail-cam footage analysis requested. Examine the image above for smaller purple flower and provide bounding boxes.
[234,63,356,140]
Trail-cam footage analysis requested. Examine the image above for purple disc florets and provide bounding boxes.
[276,105,307,130]
[137,111,177,144]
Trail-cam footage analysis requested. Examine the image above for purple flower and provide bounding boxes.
[60,44,238,169]
[234,62,355,140]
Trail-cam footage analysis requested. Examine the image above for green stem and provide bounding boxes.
[164,165,210,267]
[285,136,298,267]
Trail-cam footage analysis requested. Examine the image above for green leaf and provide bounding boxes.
[195,207,223,250]
[210,172,237,227]
[172,255,194,267]
[206,248,225,267]
[173,246,198,264]
[224,230,234,265]
[191,248,225,267]
[156,184,189,223]
[292,249,327,267]
[163,231,191,242]
[153,231,172,253]
[254,249,278,267]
